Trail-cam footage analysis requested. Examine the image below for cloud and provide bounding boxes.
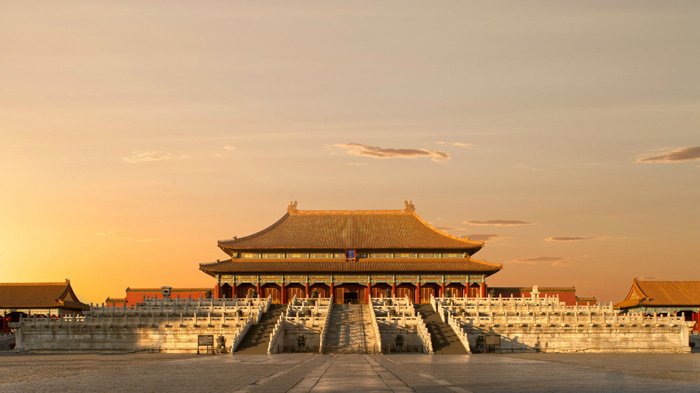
[96,231,116,237]
[348,162,368,167]
[223,145,236,151]
[464,219,532,226]
[122,151,174,163]
[466,233,500,241]
[435,141,472,148]
[333,143,450,162]
[509,256,569,267]
[637,146,700,164]
[545,236,597,242]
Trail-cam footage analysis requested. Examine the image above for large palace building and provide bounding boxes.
[200,202,502,304]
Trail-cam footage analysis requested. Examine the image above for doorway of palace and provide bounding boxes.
[309,283,330,298]
[344,292,358,304]
[445,283,465,298]
[262,283,281,304]
[333,284,366,304]
[286,284,306,301]
[420,283,439,303]
[371,284,392,299]
[395,283,415,303]
[468,283,481,298]
[220,283,232,299]
[236,284,256,298]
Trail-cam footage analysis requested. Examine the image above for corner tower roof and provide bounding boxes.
[218,201,484,254]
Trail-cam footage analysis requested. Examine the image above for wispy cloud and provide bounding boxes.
[333,143,450,162]
[464,219,532,226]
[436,141,472,148]
[545,236,598,242]
[509,256,569,267]
[466,233,501,241]
[223,145,236,152]
[122,151,174,163]
[637,146,700,164]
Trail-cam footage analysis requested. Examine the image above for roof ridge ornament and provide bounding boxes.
[404,200,415,213]
[288,201,298,214]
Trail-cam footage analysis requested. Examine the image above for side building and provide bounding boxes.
[0,280,88,318]
[200,201,502,304]
[615,278,700,333]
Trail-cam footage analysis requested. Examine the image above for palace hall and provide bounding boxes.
[200,202,502,304]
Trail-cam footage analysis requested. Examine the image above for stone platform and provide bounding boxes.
[1,352,698,392]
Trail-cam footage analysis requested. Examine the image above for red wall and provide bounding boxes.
[490,287,579,306]
[124,288,212,306]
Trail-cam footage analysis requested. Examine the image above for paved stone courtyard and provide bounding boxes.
[1,353,699,392]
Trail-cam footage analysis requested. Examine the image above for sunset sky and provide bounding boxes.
[1,1,699,304]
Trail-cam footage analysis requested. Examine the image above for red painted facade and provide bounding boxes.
[105,288,213,307]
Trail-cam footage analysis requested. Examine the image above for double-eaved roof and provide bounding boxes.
[615,278,700,309]
[201,202,502,277]
[217,202,483,253]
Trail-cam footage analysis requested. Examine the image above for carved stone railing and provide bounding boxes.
[433,296,692,353]
[318,296,333,354]
[231,315,255,353]
[415,312,434,354]
[367,298,383,353]
[371,296,433,353]
[268,296,295,354]
[445,311,471,353]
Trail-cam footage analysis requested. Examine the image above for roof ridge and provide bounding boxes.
[636,279,700,283]
[0,282,68,286]
[292,209,408,215]
[410,211,484,248]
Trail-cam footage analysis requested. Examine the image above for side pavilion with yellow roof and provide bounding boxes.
[200,201,502,304]
[615,278,700,333]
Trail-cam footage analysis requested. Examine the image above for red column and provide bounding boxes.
[440,283,445,298]
[256,283,261,298]
[305,282,310,298]
[367,283,372,303]
[330,282,335,301]
[281,283,286,304]
[415,283,421,304]
[480,282,487,298]
[392,282,396,298]
[232,283,237,298]
[464,282,469,297]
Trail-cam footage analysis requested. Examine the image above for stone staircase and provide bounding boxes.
[323,304,378,353]
[416,304,467,354]
[234,304,285,354]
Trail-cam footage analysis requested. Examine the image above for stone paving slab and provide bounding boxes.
[0,352,698,392]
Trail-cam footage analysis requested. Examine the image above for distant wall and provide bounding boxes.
[125,289,212,305]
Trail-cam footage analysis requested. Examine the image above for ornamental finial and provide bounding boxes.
[288,201,298,214]
[404,200,415,213]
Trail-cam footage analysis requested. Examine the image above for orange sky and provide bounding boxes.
[1,2,699,304]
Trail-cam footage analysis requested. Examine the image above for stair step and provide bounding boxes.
[235,304,286,354]
[416,304,467,354]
